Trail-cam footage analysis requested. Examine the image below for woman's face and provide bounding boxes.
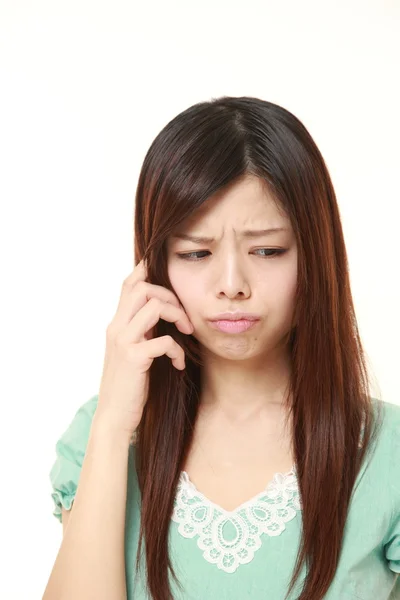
[166,175,298,360]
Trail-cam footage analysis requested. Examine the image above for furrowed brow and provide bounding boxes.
[172,228,287,244]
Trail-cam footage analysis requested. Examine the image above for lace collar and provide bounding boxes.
[171,466,302,573]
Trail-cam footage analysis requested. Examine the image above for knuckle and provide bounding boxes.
[114,330,129,347]
[122,276,134,289]
[125,346,140,362]
[134,280,147,293]
[106,323,117,339]
[147,296,161,309]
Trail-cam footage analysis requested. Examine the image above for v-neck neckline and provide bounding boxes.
[179,464,298,515]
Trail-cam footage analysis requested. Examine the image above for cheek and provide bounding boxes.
[277,259,297,292]
[280,273,297,301]
[167,267,201,308]
[178,282,203,310]
[262,267,297,308]
[276,273,298,322]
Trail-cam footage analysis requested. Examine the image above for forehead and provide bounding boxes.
[177,175,288,232]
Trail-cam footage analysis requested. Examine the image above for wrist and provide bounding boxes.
[90,413,135,449]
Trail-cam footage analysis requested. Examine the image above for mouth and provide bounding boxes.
[208,312,260,321]
[208,318,259,334]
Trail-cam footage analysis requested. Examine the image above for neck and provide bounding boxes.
[199,347,292,424]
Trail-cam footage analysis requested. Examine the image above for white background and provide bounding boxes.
[1,1,399,598]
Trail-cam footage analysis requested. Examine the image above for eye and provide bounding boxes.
[254,248,287,258]
[176,249,287,261]
[176,251,210,261]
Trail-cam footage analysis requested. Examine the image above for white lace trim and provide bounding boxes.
[171,466,302,573]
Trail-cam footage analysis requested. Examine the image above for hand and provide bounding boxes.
[93,260,194,440]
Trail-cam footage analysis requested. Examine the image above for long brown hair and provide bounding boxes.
[132,96,383,600]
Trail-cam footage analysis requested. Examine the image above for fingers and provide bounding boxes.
[108,260,193,342]
[122,297,193,345]
[135,335,186,370]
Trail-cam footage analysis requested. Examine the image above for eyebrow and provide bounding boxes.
[172,228,287,244]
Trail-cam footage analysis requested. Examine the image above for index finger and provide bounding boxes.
[123,259,147,287]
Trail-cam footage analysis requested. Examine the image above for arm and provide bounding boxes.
[42,417,133,600]
[61,507,71,536]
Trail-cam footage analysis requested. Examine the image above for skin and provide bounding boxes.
[166,174,298,434]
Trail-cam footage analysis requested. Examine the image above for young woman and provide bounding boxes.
[43,96,400,600]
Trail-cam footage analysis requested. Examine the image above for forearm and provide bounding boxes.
[43,420,132,600]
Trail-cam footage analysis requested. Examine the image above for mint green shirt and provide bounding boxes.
[49,395,400,599]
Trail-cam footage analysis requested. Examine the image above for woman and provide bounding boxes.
[43,96,400,600]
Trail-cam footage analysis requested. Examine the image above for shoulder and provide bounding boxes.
[371,398,400,497]
[357,397,400,488]
[379,397,400,423]
[374,397,400,441]
[54,394,100,460]
[366,397,400,462]
[71,393,99,422]
[380,398,400,462]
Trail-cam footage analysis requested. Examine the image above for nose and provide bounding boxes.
[214,253,251,299]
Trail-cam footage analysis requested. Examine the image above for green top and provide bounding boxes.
[49,395,400,599]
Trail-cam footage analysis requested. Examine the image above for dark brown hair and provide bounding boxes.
[132,96,383,600]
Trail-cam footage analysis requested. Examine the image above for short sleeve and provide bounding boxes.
[384,513,400,573]
[383,404,400,573]
[49,394,99,523]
